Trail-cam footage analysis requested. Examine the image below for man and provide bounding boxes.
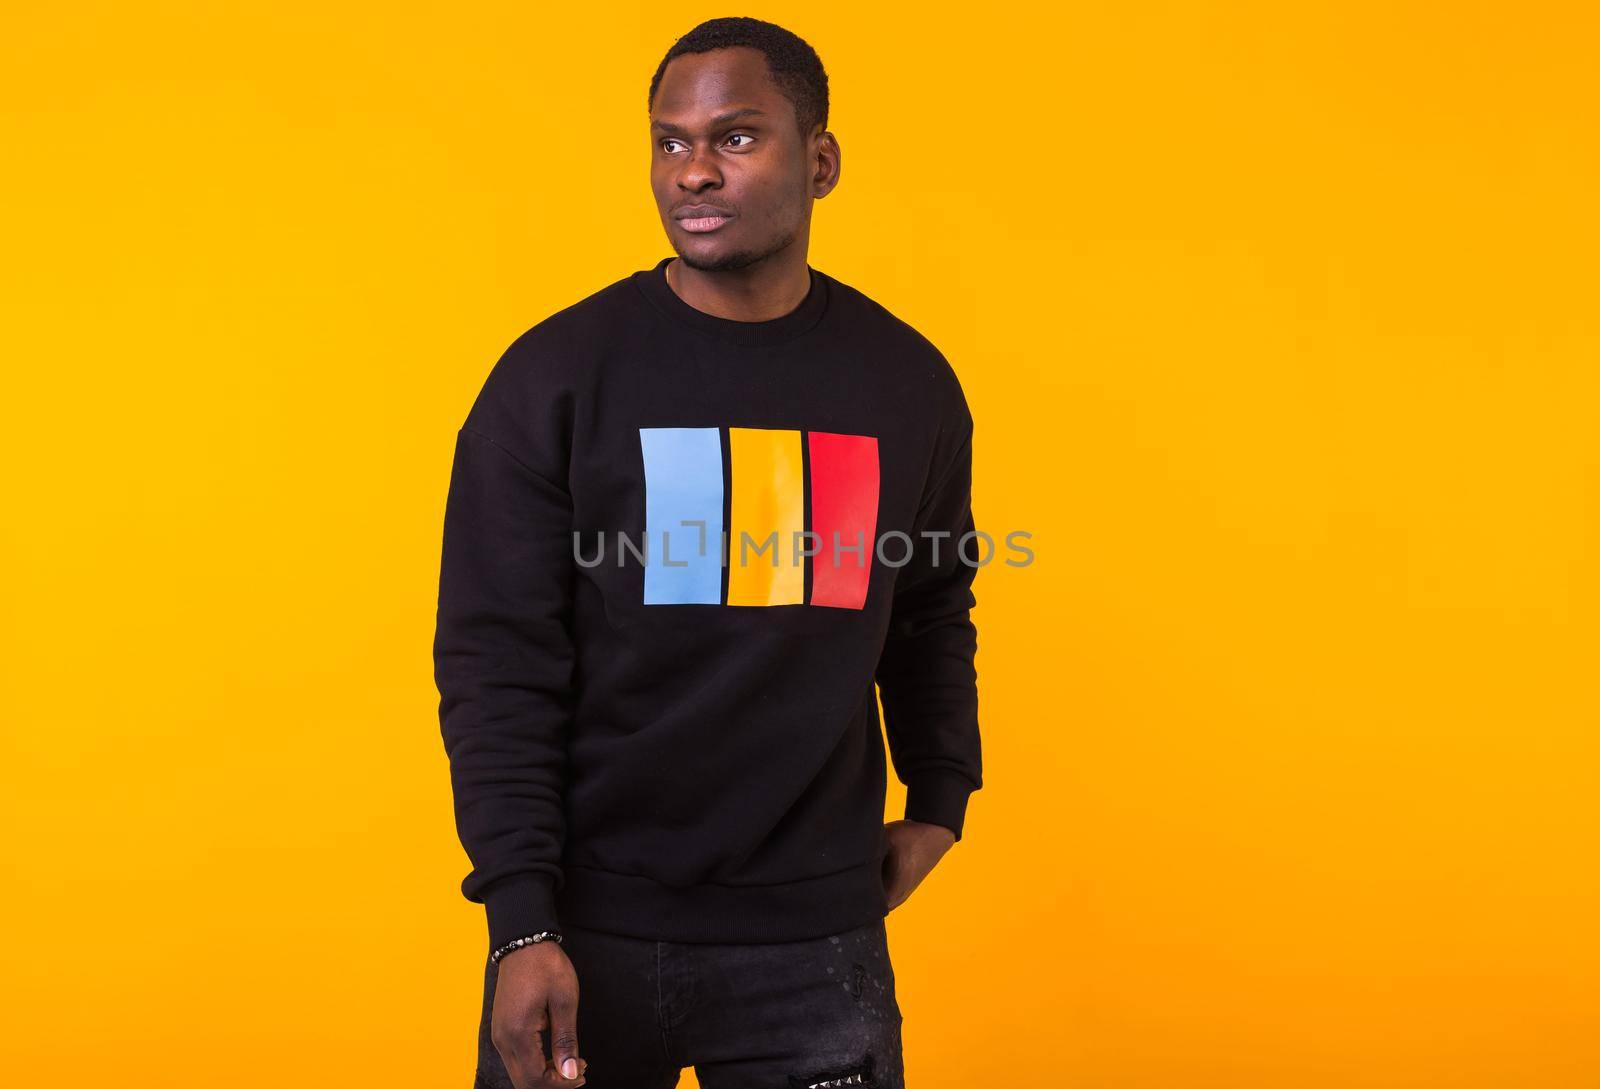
[433,17,982,1089]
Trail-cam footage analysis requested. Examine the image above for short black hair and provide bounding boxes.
[647,17,829,138]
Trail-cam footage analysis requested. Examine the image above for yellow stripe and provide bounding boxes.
[726,427,805,606]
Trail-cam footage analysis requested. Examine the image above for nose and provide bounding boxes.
[677,142,723,192]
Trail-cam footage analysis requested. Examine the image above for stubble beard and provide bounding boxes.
[674,222,801,273]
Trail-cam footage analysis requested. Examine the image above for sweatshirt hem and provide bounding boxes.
[554,860,889,944]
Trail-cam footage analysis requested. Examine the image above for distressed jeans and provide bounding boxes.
[474,916,905,1089]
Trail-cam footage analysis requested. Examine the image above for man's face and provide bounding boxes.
[649,46,820,272]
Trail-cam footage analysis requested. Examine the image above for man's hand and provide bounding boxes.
[490,941,589,1089]
[881,818,958,912]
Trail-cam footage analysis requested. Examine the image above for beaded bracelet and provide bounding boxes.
[490,930,563,965]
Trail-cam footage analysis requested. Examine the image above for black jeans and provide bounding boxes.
[474,916,905,1089]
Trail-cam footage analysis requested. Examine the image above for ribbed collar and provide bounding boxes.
[631,256,830,346]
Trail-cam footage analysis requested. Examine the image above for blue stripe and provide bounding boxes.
[640,427,724,605]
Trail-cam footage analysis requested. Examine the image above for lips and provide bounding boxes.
[674,205,736,234]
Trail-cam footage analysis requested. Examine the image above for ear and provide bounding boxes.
[813,128,842,199]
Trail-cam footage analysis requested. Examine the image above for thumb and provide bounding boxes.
[548,989,581,1081]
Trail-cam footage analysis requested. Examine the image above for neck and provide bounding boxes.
[666,247,812,322]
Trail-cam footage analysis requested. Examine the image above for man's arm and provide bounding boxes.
[433,420,576,951]
[876,415,983,842]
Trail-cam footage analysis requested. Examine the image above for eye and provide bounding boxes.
[660,138,686,154]
[725,133,755,149]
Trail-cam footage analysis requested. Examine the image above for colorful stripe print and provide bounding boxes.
[639,426,880,609]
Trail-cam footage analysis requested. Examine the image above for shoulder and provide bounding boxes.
[466,269,644,411]
[493,272,643,381]
[459,270,641,473]
[819,269,973,431]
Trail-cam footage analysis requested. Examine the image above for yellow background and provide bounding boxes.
[3,2,1596,1086]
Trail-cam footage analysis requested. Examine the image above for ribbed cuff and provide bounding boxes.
[904,768,978,841]
[483,872,562,951]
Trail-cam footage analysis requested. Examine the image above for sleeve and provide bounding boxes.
[433,420,577,950]
[874,413,983,841]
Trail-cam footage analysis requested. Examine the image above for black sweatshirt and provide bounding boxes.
[433,256,982,949]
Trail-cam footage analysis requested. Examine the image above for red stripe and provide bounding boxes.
[808,431,879,609]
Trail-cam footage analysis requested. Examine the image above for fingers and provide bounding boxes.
[502,1042,589,1089]
[536,1056,589,1087]
[494,1024,542,1089]
[494,1003,552,1089]
[547,983,583,1082]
